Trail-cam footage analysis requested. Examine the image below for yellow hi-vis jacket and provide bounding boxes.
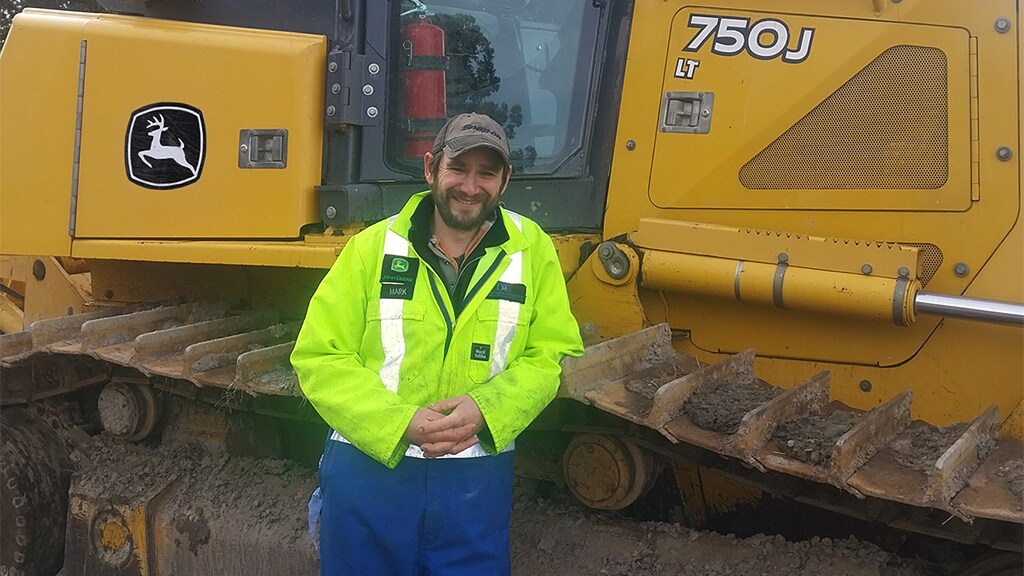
[291,192,584,468]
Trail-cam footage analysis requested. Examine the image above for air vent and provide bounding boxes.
[740,46,948,190]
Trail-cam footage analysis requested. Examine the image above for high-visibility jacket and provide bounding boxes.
[291,191,584,468]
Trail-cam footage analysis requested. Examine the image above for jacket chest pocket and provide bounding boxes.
[468,302,533,384]
[364,299,426,384]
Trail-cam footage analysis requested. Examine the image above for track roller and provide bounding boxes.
[97,380,161,441]
[562,433,657,510]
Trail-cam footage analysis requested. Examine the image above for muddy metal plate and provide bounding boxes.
[0,303,303,404]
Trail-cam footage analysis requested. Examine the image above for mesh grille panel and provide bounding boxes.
[898,242,943,287]
[739,46,948,190]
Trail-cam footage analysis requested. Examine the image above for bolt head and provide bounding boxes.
[626,140,636,151]
[362,84,374,96]
[239,144,249,153]
[326,105,336,117]
[859,380,872,392]
[331,83,341,94]
[954,262,969,277]
[778,252,789,264]
[997,146,1013,161]
[861,264,873,275]
[325,206,337,219]
[328,62,338,73]
[898,266,910,279]
[995,17,1011,33]
[368,62,381,74]
[367,106,379,118]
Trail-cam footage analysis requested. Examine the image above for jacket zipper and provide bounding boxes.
[427,272,455,357]
[425,249,508,360]
[463,250,507,305]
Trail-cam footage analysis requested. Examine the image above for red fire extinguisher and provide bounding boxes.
[402,20,447,159]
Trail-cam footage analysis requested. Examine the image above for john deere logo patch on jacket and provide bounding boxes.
[391,258,410,273]
[381,255,419,283]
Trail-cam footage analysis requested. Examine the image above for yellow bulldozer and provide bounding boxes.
[1,1,1021,574]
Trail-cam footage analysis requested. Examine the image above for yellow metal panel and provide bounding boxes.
[0,10,90,257]
[70,233,595,272]
[607,1,1018,299]
[605,0,1018,375]
[665,66,1023,440]
[24,256,90,325]
[650,10,970,212]
[1,256,30,283]
[71,13,325,238]
[72,239,343,269]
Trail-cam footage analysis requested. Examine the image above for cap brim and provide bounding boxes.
[444,142,511,166]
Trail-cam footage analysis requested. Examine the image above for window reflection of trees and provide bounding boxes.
[427,14,530,155]
[399,2,587,173]
[416,13,536,170]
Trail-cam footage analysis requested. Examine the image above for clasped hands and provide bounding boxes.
[403,395,484,458]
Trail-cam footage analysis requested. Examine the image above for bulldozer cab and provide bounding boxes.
[333,0,614,232]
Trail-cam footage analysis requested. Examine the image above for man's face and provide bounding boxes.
[424,148,510,232]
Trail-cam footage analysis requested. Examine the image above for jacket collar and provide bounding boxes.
[392,191,527,254]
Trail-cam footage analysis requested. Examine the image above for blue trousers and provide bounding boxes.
[318,439,514,576]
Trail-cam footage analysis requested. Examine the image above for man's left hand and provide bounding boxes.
[417,395,485,457]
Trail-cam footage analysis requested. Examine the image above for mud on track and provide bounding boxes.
[57,435,949,576]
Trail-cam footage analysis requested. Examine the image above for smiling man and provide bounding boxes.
[291,112,584,576]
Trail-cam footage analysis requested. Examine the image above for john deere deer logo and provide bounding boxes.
[391,258,410,273]
[139,115,197,176]
[126,103,205,189]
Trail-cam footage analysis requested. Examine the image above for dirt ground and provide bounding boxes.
[57,434,964,576]
[510,485,940,576]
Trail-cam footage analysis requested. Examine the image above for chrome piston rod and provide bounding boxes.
[915,292,1024,326]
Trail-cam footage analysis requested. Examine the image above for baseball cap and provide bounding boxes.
[431,112,511,167]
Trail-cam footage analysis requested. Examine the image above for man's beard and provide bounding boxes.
[431,185,500,232]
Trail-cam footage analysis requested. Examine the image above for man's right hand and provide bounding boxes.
[403,406,480,457]
[403,407,445,446]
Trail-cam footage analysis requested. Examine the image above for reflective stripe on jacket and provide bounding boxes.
[291,191,585,468]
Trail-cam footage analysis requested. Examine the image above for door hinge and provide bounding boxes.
[325,49,385,129]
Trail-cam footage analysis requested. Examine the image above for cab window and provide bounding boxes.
[389,1,600,176]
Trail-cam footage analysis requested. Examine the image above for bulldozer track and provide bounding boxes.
[1,308,1021,551]
[0,302,302,404]
[561,325,1023,546]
